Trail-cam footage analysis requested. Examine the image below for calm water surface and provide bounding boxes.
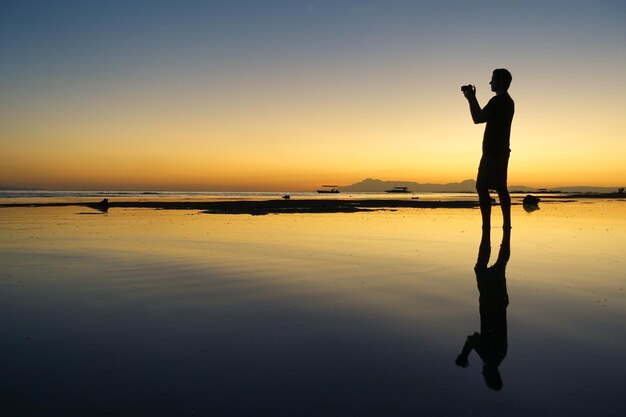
[0,200,624,416]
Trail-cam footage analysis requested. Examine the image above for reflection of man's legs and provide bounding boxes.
[477,187,492,229]
[496,188,511,229]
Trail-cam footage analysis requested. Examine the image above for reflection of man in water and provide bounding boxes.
[463,69,515,229]
[455,228,510,390]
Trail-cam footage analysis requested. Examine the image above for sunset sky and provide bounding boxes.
[1,0,625,190]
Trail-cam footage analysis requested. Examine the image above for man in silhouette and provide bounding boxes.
[463,69,515,229]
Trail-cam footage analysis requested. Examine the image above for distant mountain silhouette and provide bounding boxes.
[338,178,620,193]
[337,178,522,193]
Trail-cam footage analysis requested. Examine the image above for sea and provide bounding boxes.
[0,189,558,204]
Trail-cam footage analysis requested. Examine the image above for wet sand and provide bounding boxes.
[1,200,625,416]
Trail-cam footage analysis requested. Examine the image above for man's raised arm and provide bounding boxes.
[463,85,488,124]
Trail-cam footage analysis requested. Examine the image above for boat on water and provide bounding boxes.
[385,186,411,193]
[317,185,340,194]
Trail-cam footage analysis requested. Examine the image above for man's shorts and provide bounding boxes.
[476,153,509,190]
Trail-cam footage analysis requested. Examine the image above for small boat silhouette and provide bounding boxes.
[385,186,411,193]
[317,185,340,194]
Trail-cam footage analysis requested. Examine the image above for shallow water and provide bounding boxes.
[0,200,625,416]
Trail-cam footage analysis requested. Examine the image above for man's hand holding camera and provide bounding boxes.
[461,84,476,99]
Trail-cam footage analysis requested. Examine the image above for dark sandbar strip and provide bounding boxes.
[556,192,626,199]
[0,199,480,215]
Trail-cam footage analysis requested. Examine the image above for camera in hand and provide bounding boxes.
[461,85,473,93]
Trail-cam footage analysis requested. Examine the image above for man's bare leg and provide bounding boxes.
[496,188,511,229]
[477,187,492,229]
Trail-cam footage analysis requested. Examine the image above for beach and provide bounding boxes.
[1,197,625,416]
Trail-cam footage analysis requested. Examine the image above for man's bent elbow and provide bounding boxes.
[472,117,486,124]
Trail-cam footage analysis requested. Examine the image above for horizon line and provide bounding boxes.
[1,184,623,193]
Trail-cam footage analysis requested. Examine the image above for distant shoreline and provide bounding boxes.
[554,192,626,199]
[1,199,480,215]
[1,194,623,215]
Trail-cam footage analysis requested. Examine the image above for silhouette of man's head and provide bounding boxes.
[490,68,512,93]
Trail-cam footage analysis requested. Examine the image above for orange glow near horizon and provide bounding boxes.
[2,83,624,191]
